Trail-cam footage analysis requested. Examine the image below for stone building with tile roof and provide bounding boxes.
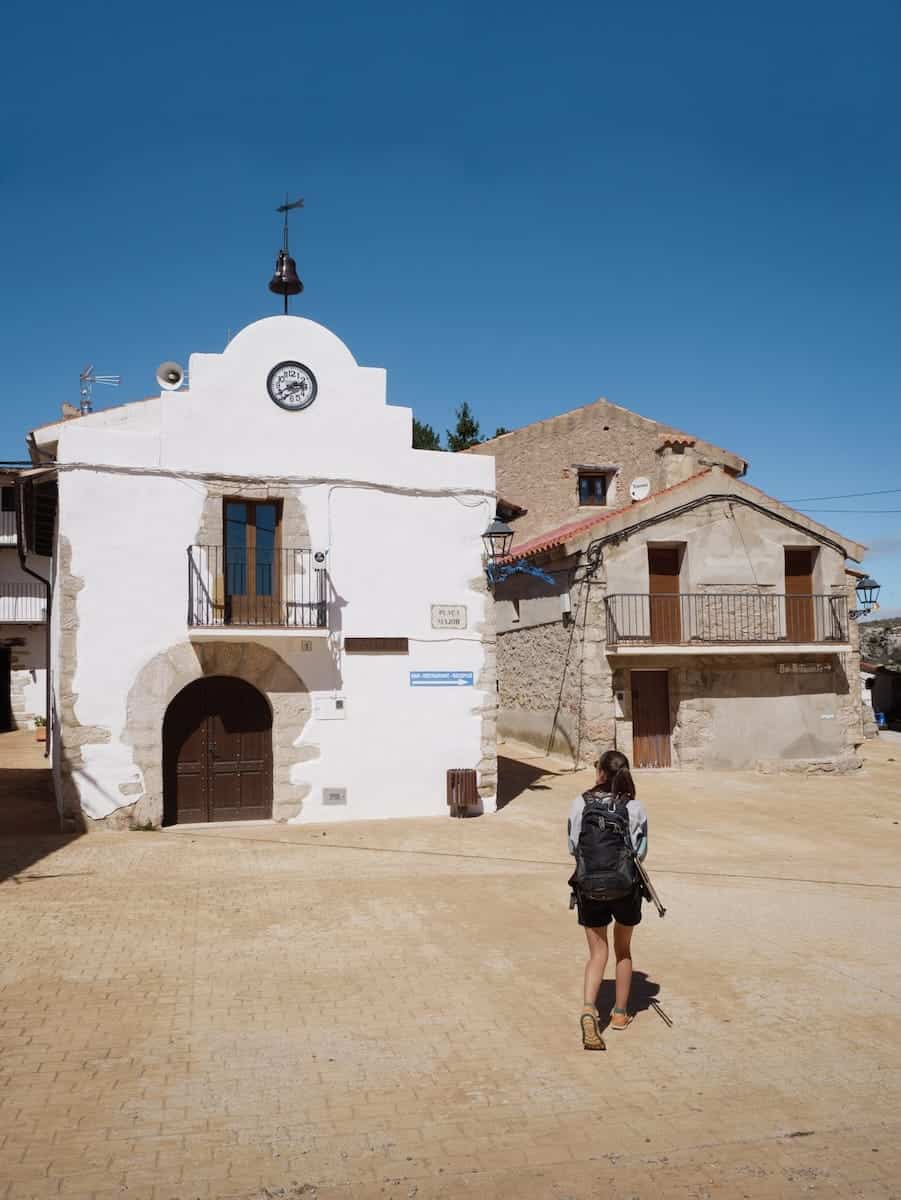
[469,399,869,772]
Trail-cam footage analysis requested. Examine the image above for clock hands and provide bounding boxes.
[267,361,317,410]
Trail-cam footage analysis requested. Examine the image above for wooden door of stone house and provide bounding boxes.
[648,547,682,643]
[223,500,282,625]
[785,549,815,642]
[631,670,672,768]
[163,676,273,824]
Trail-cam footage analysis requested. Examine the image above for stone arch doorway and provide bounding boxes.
[163,676,273,825]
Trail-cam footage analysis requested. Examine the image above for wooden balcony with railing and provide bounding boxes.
[0,510,17,545]
[605,592,849,650]
[187,545,328,631]
[0,581,47,623]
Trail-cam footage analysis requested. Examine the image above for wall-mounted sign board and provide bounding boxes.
[323,788,347,805]
[345,638,409,653]
[777,663,832,674]
[410,671,474,687]
[431,605,467,630]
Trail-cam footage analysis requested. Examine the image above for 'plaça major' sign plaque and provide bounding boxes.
[431,604,467,630]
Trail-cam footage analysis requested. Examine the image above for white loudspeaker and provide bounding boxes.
[156,361,185,390]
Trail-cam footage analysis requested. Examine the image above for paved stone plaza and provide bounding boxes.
[0,730,898,1200]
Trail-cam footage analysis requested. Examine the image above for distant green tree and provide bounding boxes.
[446,401,482,452]
[412,418,442,450]
[493,426,510,438]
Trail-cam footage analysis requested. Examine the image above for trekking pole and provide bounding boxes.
[649,998,673,1027]
[633,855,666,918]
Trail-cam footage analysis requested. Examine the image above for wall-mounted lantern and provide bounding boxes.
[482,516,557,589]
[481,518,514,564]
[851,576,881,620]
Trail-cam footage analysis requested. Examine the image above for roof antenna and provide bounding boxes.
[78,364,121,415]
[268,195,304,314]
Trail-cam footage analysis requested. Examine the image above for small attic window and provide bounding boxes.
[578,471,610,506]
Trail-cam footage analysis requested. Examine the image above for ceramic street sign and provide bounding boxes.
[431,604,467,630]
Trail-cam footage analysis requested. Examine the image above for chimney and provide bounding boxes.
[656,436,698,488]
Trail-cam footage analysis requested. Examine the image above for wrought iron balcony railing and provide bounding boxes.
[188,545,327,629]
[605,593,849,647]
[0,581,47,623]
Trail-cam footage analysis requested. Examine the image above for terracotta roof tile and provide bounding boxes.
[658,434,696,447]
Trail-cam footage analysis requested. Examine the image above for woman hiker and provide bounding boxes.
[567,749,649,1051]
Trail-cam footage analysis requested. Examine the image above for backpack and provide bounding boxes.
[569,789,638,902]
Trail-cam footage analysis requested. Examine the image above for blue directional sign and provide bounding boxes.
[409,671,474,687]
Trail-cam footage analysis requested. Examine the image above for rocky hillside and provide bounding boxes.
[859,617,901,666]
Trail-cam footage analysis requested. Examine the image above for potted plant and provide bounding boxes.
[34,715,46,743]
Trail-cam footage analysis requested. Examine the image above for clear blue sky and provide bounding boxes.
[2,1,898,610]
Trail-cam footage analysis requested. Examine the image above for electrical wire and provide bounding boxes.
[785,489,900,502]
[51,459,495,501]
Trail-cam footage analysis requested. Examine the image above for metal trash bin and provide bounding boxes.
[446,768,478,818]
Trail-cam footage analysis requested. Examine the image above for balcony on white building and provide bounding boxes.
[187,545,328,638]
[0,510,17,546]
[0,581,47,623]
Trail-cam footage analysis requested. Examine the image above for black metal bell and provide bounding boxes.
[268,249,303,296]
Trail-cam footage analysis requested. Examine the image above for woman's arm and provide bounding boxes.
[629,799,649,861]
[567,796,583,855]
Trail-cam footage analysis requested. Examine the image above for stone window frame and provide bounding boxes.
[575,465,618,508]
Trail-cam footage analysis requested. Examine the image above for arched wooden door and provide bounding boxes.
[163,676,273,825]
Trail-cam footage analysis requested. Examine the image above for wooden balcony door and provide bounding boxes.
[224,500,281,625]
[649,547,682,643]
[632,670,672,768]
[785,549,815,641]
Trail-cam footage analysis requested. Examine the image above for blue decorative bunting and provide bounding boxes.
[487,559,556,587]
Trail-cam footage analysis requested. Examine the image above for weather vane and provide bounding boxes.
[268,195,304,313]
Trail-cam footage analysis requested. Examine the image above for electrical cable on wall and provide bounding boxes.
[37,459,497,503]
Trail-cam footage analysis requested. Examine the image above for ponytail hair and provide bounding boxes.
[597,749,636,803]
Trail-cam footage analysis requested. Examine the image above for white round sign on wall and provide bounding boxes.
[629,476,651,502]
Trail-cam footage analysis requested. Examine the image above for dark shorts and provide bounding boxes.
[576,887,642,928]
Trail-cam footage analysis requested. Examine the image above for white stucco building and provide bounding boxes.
[20,316,497,831]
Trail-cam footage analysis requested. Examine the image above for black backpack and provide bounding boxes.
[569,789,638,902]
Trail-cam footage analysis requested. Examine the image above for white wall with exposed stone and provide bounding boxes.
[39,316,496,829]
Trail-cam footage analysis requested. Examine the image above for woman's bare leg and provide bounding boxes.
[612,922,634,1014]
[583,925,609,1008]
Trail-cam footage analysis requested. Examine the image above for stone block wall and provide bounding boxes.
[496,576,614,765]
[467,399,743,548]
[612,653,862,772]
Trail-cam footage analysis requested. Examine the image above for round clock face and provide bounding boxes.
[266,361,317,411]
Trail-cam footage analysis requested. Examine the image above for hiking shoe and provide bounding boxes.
[610,1008,634,1031]
[580,1008,606,1051]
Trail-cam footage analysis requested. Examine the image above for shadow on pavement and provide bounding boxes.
[0,731,83,883]
[596,970,664,1030]
[497,755,565,811]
